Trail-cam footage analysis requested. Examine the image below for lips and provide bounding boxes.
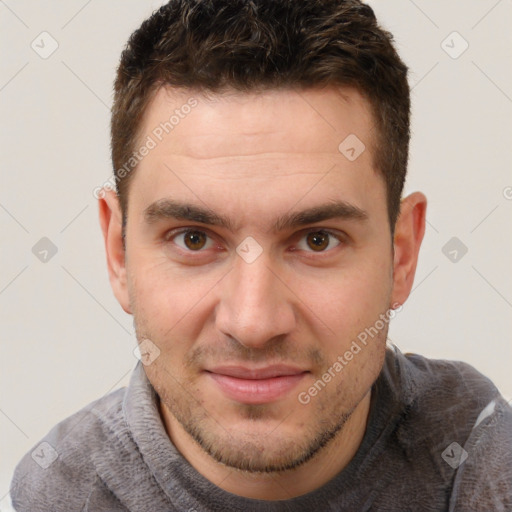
[205,365,308,404]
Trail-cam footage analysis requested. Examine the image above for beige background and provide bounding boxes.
[1,0,511,508]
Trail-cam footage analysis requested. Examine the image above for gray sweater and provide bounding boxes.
[10,346,512,511]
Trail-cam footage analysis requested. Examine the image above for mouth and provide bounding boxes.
[204,365,309,405]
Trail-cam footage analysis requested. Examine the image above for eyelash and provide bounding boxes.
[164,227,346,256]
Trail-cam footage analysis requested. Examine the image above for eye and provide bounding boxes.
[296,230,341,252]
[170,229,215,251]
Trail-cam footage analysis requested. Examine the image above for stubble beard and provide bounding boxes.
[132,305,386,475]
[152,368,363,474]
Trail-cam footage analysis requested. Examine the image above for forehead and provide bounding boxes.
[128,85,386,228]
[140,85,375,159]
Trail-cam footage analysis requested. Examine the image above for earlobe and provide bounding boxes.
[98,189,132,315]
[390,192,427,308]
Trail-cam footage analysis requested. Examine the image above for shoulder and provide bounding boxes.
[10,387,129,512]
[393,349,502,420]
[386,348,512,506]
[448,393,512,511]
[382,346,507,454]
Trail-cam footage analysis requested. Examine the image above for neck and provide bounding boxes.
[160,390,372,500]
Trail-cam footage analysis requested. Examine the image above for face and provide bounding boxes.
[121,86,396,472]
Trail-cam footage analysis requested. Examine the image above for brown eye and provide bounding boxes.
[306,232,329,251]
[166,228,218,258]
[183,230,208,250]
[297,230,341,253]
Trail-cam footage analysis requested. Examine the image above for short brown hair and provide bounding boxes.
[111,0,410,232]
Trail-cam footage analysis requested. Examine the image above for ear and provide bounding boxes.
[390,192,427,307]
[98,188,132,314]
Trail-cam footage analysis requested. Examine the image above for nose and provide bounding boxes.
[215,253,296,350]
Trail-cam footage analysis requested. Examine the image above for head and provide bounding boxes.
[111,0,411,233]
[100,0,426,477]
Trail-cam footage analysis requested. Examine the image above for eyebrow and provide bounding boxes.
[143,198,368,233]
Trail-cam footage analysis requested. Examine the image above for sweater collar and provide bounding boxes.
[120,346,409,510]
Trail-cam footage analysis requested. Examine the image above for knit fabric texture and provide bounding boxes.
[10,345,512,511]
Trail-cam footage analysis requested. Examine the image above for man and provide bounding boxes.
[11,0,512,510]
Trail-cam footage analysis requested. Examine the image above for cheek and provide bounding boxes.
[129,251,193,309]
[127,253,223,346]
[294,257,392,333]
